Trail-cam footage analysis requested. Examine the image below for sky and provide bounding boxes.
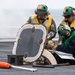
[0,0,75,9]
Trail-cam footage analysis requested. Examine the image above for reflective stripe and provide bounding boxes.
[45,19,48,26]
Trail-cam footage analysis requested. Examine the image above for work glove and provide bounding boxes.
[47,34,51,40]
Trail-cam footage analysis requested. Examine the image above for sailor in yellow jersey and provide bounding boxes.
[58,6,75,43]
[27,4,56,40]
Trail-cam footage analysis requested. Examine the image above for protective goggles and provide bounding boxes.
[36,10,47,16]
[64,15,71,18]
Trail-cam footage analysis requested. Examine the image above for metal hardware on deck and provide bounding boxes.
[8,55,23,65]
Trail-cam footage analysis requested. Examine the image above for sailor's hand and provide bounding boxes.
[47,34,51,40]
[52,45,57,50]
[45,40,56,50]
[58,41,62,45]
[48,40,57,50]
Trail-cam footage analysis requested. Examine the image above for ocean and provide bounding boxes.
[0,9,63,38]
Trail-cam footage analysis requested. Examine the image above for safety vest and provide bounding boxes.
[70,19,75,28]
[31,14,52,31]
[60,18,75,28]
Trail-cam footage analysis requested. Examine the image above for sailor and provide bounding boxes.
[60,6,75,28]
[58,6,75,43]
[48,25,75,58]
[27,4,56,40]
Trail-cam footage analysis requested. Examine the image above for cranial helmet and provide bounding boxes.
[67,6,75,16]
[63,7,74,17]
[35,4,48,15]
[58,24,71,36]
[64,25,71,31]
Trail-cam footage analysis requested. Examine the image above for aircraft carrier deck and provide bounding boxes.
[0,39,75,75]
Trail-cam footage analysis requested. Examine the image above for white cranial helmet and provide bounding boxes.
[64,25,71,31]
[58,24,71,31]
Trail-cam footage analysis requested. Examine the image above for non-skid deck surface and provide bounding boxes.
[0,42,75,75]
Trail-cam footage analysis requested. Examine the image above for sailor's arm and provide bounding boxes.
[47,19,57,40]
[56,36,75,54]
[26,17,32,24]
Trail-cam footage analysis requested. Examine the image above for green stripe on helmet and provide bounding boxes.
[63,7,73,16]
[37,4,48,11]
